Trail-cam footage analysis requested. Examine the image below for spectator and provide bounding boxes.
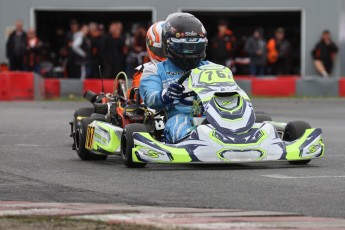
[53,27,68,67]
[245,28,266,76]
[71,24,91,79]
[23,28,42,73]
[6,19,27,71]
[210,20,236,67]
[98,24,105,37]
[266,27,291,75]
[101,21,127,78]
[312,30,338,77]
[126,24,147,76]
[66,19,79,78]
[88,22,101,77]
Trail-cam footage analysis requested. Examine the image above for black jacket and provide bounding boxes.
[6,31,27,59]
[312,41,338,64]
[245,36,267,66]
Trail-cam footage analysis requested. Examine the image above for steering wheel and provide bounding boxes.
[177,71,197,105]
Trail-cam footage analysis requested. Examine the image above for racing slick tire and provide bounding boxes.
[75,117,108,161]
[75,107,94,118]
[72,107,94,150]
[73,107,94,136]
[121,124,147,168]
[283,121,312,165]
[73,107,94,130]
[255,113,272,123]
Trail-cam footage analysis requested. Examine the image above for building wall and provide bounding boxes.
[0,0,343,76]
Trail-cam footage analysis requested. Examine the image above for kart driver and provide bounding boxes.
[129,12,194,96]
[127,21,166,98]
[139,14,210,143]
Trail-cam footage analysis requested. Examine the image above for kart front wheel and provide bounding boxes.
[283,121,311,165]
[121,124,147,168]
[75,117,108,161]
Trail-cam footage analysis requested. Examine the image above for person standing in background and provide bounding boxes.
[245,28,266,76]
[88,22,101,77]
[66,19,79,78]
[23,28,42,73]
[6,19,27,71]
[101,21,127,78]
[210,20,236,68]
[71,24,91,80]
[126,24,147,77]
[54,27,68,68]
[312,30,338,78]
[266,27,291,75]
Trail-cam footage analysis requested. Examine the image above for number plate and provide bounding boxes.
[85,126,95,150]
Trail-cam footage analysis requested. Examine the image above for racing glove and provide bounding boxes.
[161,82,185,104]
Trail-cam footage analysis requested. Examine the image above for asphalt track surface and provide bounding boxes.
[0,99,344,218]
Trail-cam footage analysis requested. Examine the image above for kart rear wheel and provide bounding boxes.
[72,107,94,138]
[283,121,311,165]
[255,113,272,123]
[75,117,108,161]
[74,107,94,126]
[121,124,147,168]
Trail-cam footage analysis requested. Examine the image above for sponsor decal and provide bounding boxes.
[185,31,197,36]
[94,127,110,146]
[308,144,319,154]
[222,100,232,106]
[144,150,164,158]
[187,38,198,42]
[165,71,185,76]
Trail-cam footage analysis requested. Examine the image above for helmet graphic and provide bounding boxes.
[146,21,166,63]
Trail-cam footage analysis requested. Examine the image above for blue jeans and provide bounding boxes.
[164,114,194,143]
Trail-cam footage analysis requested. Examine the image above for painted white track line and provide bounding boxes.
[263,174,345,179]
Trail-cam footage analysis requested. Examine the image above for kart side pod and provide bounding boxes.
[85,121,123,155]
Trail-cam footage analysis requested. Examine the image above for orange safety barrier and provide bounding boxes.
[0,72,34,100]
[44,79,60,99]
[252,76,298,97]
[339,78,345,97]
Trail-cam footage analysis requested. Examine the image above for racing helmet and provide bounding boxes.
[162,14,208,70]
[146,21,166,63]
[166,12,194,21]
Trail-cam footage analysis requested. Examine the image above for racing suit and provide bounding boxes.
[127,63,147,100]
[139,59,209,143]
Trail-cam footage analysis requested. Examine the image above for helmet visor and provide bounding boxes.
[168,37,207,54]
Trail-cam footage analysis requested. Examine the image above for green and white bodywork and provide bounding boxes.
[132,122,324,163]
[85,121,122,155]
[84,64,324,164]
[131,64,324,164]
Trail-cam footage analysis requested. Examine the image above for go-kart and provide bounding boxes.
[76,64,325,167]
[70,72,158,160]
[124,64,324,167]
